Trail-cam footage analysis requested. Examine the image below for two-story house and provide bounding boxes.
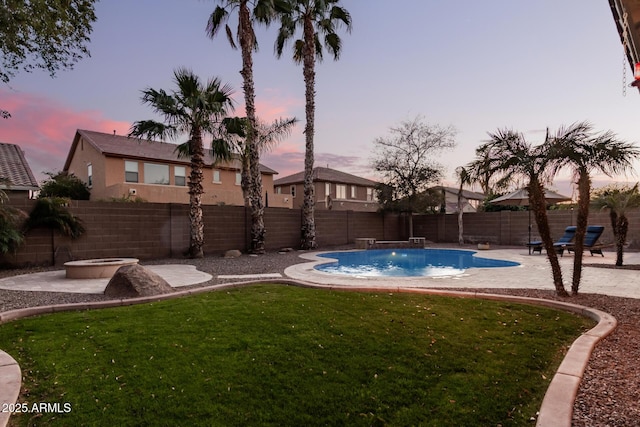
[273,167,379,212]
[63,129,291,207]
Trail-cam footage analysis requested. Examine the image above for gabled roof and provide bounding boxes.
[64,129,278,175]
[0,142,39,190]
[273,167,378,187]
[431,185,485,201]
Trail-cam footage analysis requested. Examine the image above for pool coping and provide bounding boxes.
[0,278,616,427]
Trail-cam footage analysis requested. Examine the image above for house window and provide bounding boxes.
[235,172,242,186]
[336,184,346,199]
[367,187,376,201]
[144,163,169,185]
[213,169,221,183]
[325,182,331,197]
[174,166,186,186]
[125,161,138,183]
[87,163,92,187]
[351,185,357,199]
[275,186,281,194]
[290,185,296,198]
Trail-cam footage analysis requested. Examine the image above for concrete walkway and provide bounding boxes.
[0,264,213,294]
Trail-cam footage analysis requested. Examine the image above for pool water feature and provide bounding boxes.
[315,249,519,277]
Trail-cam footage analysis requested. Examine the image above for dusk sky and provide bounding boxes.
[2,0,639,197]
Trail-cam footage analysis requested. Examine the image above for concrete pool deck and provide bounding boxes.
[286,248,640,298]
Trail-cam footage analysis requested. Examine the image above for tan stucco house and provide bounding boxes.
[63,129,291,207]
[273,167,379,212]
[0,142,39,201]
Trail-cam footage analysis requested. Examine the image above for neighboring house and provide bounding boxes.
[273,167,379,212]
[430,185,485,213]
[0,142,39,200]
[63,129,291,207]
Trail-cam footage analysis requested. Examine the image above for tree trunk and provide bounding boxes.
[239,1,266,254]
[613,213,628,266]
[187,128,205,258]
[529,181,568,296]
[300,16,316,250]
[571,172,590,294]
[457,187,464,245]
[240,147,251,208]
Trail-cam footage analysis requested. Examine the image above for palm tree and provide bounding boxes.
[207,0,284,254]
[129,68,235,258]
[23,197,85,264]
[274,0,352,249]
[454,166,473,245]
[548,122,639,293]
[592,184,640,267]
[468,129,568,296]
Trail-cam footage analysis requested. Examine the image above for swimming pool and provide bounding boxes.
[315,249,520,277]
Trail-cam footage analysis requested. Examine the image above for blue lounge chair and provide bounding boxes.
[564,225,606,257]
[527,226,576,255]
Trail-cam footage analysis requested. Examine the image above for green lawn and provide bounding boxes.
[0,285,593,426]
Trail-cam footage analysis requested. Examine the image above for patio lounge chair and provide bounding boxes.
[527,226,576,255]
[562,225,606,257]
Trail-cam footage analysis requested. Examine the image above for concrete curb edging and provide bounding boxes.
[0,279,617,427]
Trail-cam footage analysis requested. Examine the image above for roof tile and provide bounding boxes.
[274,167,377,187]
[68,130,278,174]
[0,142,39,190]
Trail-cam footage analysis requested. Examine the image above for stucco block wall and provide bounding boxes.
[413,210,635,247]
[3,199,639,268]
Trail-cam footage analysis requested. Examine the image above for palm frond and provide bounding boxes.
[24,198,85,239]
[207,6,237,49]
[128,120,178,142]
[173,142,192,160]
[209,137,235,164]
[293,39,305,62]
[329,5,352,30]
[256,116,298,153]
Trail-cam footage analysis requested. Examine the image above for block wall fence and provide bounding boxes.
[2,199,639,267]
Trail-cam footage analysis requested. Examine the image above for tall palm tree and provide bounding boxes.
[207,0,284,254]
[468,129,568,296]
[274,0,352,249]
[129,68,235,258]
[548,122,639,293]
[592,183,640,267]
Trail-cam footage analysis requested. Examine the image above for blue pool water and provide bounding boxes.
[315,249,520,277]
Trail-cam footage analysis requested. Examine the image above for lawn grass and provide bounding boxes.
[0,285,593,426]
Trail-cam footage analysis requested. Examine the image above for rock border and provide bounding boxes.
[0,280,616,427]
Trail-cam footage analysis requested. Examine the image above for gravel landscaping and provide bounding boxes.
[0,248,638,426]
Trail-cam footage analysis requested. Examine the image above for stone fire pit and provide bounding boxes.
[64,258,139,279]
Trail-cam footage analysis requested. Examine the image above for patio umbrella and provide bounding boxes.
[490,188,571,249]
[490,188,571,206]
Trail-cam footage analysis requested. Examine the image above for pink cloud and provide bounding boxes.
[1,88,130,182]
